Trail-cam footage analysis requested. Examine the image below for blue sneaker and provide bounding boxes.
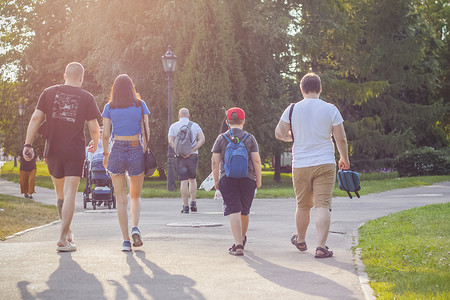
[122,240,131,252]
[181,205,189,214]
[190,201,197,212]
[131,227,143,247]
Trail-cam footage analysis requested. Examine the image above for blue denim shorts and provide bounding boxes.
[107,140,144,176]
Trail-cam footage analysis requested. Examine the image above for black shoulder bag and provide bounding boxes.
[288,103,295,142]
[141,104,157,176]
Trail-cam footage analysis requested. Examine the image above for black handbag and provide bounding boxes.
[141,105,157,176]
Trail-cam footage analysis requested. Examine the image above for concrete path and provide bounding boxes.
[0,178,449,300]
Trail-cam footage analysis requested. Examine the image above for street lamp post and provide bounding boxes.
[162,45,178,191]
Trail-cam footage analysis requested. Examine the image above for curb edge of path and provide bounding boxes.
[352,223,376,300]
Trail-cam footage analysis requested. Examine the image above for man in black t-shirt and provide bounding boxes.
[23,62,101,252]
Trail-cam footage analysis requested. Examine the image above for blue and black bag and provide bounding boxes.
[223,133,250,178]
[337,169,361,199]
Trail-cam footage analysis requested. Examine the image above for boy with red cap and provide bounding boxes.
[211,107,262,256]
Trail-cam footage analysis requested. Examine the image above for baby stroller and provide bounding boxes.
[83,152,116,210]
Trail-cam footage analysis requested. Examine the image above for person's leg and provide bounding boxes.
[50,175,74,243]
[180,180,189,206]
[187,155,198,208]
[57,176,80,247]
[239,178,256,245]
[28,169,36,195]
[295,207,311,242]
[315,207,331,248]
[292,167,314,246]
[51,176,65,218]
[188,178,197,201]
[229,212,243,247]
[20,170,27,195]
[110,174,129,241]
[312,164,336,254]
[128,173,144,227]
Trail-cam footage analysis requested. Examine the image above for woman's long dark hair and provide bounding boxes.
[108,74,142,109]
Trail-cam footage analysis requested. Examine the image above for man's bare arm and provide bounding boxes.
[275,119,293,142]
[23,109,45,160]
[87,119,100,153]
[211,153,221,190]
[251,152,262,189]
[332,123,350,169]
[191,131,205,153]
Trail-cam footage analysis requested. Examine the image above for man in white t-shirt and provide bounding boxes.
[168,108,205,213]
[275,72,350,259]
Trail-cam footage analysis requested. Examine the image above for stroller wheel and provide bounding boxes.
[83,195,88,209]
[112,195,116,209]
[108,201,112,209]
[92,201,96,210]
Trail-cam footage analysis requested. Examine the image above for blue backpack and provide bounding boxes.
[223,133,250,178]
[337,169,361,199]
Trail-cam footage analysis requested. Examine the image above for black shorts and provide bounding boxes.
[219,176,257,216]
[46,156,85,179]
[176,155,198,181]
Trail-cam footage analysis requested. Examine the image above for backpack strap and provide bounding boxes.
[223,133,232,143]
[288,103,295,142]
[223,132,249,144]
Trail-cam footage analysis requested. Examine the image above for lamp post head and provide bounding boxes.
[18,103,25,116]
[161,45,177,73]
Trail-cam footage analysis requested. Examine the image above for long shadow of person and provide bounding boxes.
[243,251,360,300]
[124,250,205,300]
[34,253,106,299]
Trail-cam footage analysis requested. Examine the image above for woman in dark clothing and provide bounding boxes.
[19,146,37,199]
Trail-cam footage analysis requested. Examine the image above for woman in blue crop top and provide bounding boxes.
[102,74,150,252]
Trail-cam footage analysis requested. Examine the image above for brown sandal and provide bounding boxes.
[315,246,333,258]
[229,244,244,256]
[291,234,307,251]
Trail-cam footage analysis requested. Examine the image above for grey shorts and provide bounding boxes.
[176,155,198,181]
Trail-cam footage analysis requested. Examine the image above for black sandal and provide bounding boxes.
[291,234,307,251]
[315,246,333,258]
[229,244,244,256]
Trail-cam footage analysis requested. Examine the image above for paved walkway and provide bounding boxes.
[0,178,449,300]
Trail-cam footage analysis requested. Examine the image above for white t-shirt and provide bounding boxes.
[168,117,203,155]
[281,99,344,168]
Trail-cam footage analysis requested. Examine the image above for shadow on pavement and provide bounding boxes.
[18,253,106,299]
[124,250,205,300]
[243,252,360,300]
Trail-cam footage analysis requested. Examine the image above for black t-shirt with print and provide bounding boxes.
[36,85,101,160]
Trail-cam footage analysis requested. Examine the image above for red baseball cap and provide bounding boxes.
[227,107,245,120]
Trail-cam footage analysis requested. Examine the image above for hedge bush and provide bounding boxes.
[393,147,450,177]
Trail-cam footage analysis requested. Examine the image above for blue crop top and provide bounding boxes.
[102,100,150,136]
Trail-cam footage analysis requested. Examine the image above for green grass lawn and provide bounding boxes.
[0,193,58,240]
[2,161,449,198]
[358,203,450,299]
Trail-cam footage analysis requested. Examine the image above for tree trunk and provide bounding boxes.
[273,152,281,183]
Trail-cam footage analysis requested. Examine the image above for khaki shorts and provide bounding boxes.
[292,164,336,209]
